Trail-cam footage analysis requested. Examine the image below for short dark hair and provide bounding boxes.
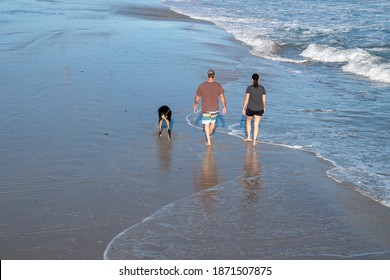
[252,73,259,80]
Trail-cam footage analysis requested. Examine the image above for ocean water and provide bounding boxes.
[161,0,390,207]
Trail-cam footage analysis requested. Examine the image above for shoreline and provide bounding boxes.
[105,131,390,259]
[0,0,389,260]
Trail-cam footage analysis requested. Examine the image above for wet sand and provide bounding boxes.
[105,141,390,259]
[0,1,389,260]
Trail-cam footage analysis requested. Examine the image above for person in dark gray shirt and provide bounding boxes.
[241,73,267,146]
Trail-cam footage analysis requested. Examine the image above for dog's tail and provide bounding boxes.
[162,109,170,121]
[161,109,171,139]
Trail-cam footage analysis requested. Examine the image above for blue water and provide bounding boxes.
[162,0,390,207]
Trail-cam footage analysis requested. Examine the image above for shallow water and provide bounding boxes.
[163,0,390,207]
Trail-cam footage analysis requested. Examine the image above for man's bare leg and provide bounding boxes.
[209,122,216,137]
[204,123,212,145]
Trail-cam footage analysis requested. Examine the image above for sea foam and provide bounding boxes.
[301,44,390,83]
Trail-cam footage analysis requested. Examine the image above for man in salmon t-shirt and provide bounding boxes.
[194,70,227,146]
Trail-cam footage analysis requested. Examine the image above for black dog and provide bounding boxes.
[158,105,172,139]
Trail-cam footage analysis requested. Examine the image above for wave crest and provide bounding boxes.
[301,44,390,83]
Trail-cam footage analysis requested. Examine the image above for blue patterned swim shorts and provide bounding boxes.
[202,111,219,124]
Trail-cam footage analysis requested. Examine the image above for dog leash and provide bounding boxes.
[172,107,197,115]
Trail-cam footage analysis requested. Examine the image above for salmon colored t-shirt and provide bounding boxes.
[196,81,224,112]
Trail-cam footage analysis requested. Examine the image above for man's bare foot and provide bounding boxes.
[244,138,252,142]
[206,141,212,146]
[253,141,257,146]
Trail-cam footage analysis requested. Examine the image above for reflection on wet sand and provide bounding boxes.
[192,145,263,212]
[241,145,263,206]
[193,146,222,212]
[157,135,172,174]
[198,146,219,191]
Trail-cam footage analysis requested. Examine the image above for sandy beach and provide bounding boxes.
[1,1,389,260]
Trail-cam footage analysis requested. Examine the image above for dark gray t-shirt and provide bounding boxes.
[246,85,266,111]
